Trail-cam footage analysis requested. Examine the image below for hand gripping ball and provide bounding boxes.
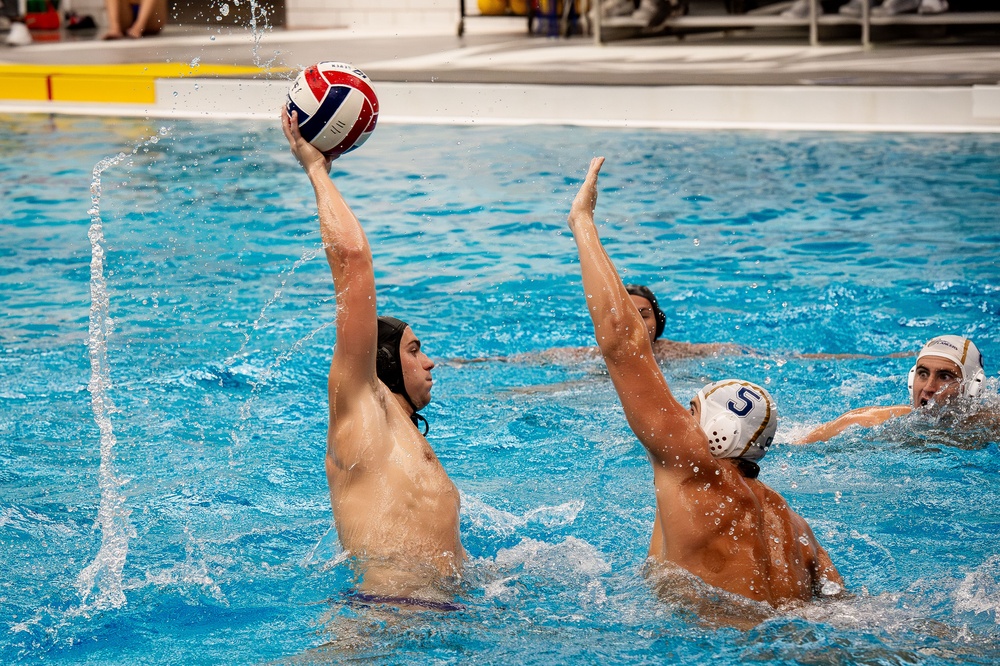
[285,62,379,159]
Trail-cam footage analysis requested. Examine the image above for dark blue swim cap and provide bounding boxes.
[376,316,408,396]
[376,316,428,434]
[625,284,666,340]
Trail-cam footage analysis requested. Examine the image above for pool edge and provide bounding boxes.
[1,79,999,133]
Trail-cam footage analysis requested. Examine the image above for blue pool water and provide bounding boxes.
[2,114,999,664]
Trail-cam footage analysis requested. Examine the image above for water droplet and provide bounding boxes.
[190,56,201,67]
[210,35,216,40]
[693,238,700,246]
[220,3,230,16]
[172,91,178,97]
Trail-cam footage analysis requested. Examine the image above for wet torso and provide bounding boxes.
[326,383,464,600]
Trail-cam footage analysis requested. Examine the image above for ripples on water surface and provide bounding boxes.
[1,114,999,664]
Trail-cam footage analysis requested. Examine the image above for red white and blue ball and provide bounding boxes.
[286,62,379,158]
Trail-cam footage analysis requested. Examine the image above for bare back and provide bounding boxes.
[647,460,837,605]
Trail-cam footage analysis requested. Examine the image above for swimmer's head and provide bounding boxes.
[625,284,666,343]
[907,335,985,407]
[377,316,434,432]
[691,380,777,463]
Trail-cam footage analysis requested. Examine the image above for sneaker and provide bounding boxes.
[601,0,637,18]
[630,0,677,29]
[780,0,822,19]
[837,0,863,17]
[918,0,948,13]
[871,0,919,15]
[5,21,32,46]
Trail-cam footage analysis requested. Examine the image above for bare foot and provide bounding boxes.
[101,31,123,40]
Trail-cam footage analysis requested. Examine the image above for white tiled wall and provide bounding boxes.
[287,0,458,30]
[66,0,460,32]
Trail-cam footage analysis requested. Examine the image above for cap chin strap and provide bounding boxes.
[411,412,429,436]
[733,459,760,479]
[401,392,429,435]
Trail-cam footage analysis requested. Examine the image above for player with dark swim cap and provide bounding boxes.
[377,316,429,434]
[567,157,842,608]
[282,108,463,611]
[625,284,667,342]
[625,282,746,359]
[799,334,998,444]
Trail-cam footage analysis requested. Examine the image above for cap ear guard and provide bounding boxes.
[965,367,985,398]
[376,346,398,388]
[703,411,742,458]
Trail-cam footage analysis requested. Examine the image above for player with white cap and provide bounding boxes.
[567,157,842,608]
[799,334,989,444]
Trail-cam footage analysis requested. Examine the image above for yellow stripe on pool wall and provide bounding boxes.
[0,73,50,101]
[51,75,157,104]
[0,63,285,104]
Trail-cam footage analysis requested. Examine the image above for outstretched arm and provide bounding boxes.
[282,109,378,403]
[566,158,710,468]
[796,405,910,444]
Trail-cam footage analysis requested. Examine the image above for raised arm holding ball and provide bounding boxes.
[281,107,464,611]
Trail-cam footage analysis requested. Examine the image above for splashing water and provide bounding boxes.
[76,130,169,611]
[233,319,334,440]
[224,246,324,372]
[246,0,274,69]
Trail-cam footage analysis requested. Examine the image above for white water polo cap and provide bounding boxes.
[907,335,986,398]
[696,380,778,462]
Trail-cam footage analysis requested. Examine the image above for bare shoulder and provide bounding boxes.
[797,404,911,444]
[326,369,392,471]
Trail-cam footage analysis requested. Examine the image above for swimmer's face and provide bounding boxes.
[629,295,658,344]
[912,356,963,408]
[399,326,435,411]
[689,396,702,423]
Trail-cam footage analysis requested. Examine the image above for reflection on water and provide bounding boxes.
[1,116,998,663]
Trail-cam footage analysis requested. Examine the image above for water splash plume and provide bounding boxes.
[76,130,168,610]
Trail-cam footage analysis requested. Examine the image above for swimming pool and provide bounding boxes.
[2,113,998,664]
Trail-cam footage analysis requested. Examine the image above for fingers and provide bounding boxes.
[283,108,304,142]
[587,156,604,183]
[280,107,293,142]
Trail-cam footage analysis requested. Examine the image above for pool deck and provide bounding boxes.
[1,19,999,131]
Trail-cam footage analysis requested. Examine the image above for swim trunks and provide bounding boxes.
[342,590,465,612]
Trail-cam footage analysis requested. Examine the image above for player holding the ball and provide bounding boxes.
[282,108,465,611]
